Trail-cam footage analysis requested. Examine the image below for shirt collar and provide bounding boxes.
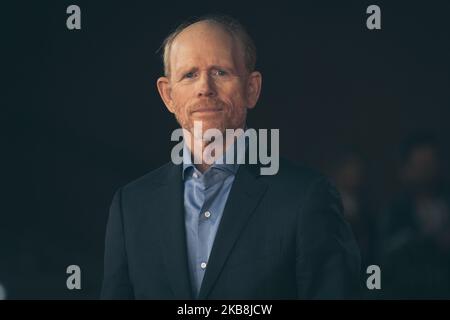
[182,129,247,180]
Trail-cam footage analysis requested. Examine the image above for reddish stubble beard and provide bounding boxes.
[172,97,247,138]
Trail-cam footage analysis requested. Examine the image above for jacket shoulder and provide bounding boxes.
[268,157,328,187]
[120,161,177,194]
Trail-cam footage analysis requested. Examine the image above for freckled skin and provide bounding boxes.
[156,21,262,171]
[157,21,261,136]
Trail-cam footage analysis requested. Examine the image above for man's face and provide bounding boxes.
[403,146,439,188]
[157,22,261,136]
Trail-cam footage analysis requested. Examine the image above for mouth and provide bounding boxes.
[192,107,223,114]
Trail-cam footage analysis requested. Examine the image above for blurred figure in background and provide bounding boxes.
[381,132,450,298]
[331,148,379,275]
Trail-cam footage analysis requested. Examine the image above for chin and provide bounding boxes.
[188,118,225,132]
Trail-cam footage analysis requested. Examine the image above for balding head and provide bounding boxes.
[156,15,262,144]
[160,15,257,77]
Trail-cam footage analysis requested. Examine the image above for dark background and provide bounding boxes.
[3,0,450,298]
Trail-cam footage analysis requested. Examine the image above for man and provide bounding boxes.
[101,15,360,299]
[381,132,450,298]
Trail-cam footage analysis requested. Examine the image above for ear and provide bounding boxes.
[157,76,175,113]
[246,71,262,110]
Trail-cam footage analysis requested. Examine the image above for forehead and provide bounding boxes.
[169,22,244,73]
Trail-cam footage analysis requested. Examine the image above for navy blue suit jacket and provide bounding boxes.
[101,159,360,299]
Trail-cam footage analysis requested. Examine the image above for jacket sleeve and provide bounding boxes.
[296,177,361,299]
[101,187,134,299]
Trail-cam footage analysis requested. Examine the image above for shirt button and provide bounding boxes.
[204,211,211,218]
[193,172,198,179]
[200,262,207,269]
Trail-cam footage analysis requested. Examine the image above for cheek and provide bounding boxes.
[223,96,248,126]
[230,92,249,120]
[220,82,248,108]
[171,89,190,115]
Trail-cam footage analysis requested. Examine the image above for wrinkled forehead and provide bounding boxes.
[169,22,246,75]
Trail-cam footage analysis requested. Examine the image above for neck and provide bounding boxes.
[183,127,244,173]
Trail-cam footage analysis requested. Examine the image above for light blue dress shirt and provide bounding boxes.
[182,136,245,298]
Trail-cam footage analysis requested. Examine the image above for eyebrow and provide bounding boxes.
[176,64,237,78]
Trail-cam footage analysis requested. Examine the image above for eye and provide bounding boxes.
[213,69,227,76]
[183,71,196,79]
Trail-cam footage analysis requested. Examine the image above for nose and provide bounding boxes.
[196,73,216,98]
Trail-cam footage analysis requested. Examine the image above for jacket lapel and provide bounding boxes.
[198,163,268,299]
[158,163,194,299]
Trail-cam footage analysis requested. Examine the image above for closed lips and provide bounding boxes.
[192,107,223,113]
